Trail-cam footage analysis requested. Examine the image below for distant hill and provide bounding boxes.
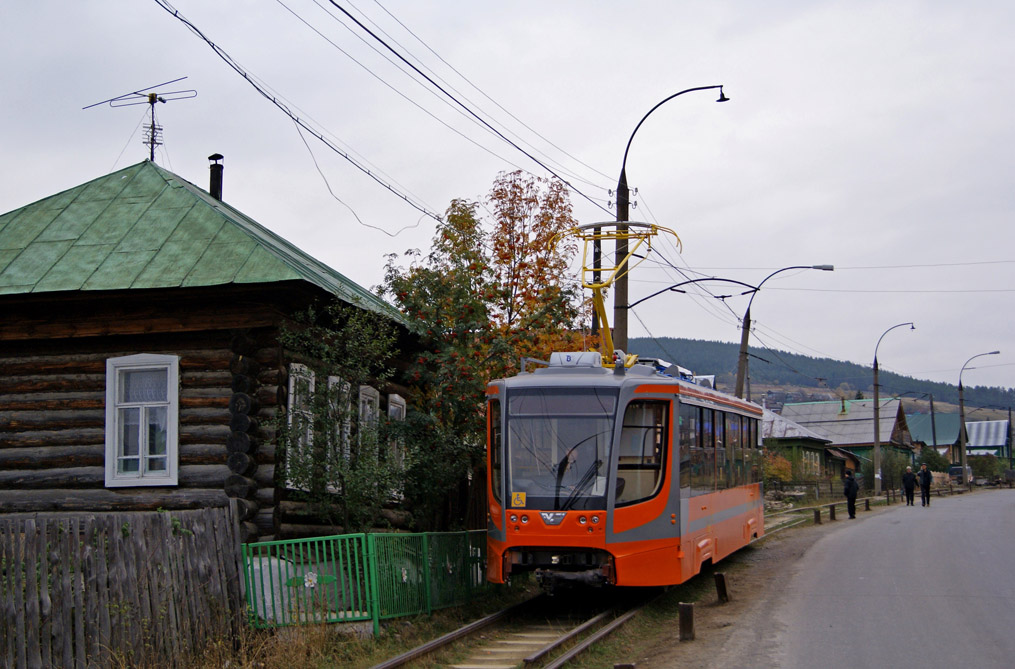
[628,337,1015,411]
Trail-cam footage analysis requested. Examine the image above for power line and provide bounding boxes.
[366,0,613,189]
[281,0,534,175]
[323,0,612,216]
[153,0,444,222]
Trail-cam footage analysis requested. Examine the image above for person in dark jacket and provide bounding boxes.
[902,466,917,506]
[917,463,933,506]
[843,470,859,518]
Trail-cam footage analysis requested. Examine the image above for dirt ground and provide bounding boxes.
[630,511,883,668]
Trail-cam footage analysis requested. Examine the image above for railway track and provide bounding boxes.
[372,590,655,669]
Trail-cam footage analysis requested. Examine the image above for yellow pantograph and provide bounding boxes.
[552,222,680,368]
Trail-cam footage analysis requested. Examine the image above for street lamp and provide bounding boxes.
[872,322,915,496]
[733,265,834,399]
[958,350,1001,490]
[612,85,728,353]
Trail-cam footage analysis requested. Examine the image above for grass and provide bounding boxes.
[179,579,539,669]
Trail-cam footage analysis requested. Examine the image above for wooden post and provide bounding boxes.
[865,498,870,511]
[678,602,694,641]
[714,573,730,604]
[828,503,836,521]
[813,508,821,524]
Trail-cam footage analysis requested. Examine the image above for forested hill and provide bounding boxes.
[627,337,1015,409]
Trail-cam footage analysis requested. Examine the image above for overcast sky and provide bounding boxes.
[2,1,1013,391]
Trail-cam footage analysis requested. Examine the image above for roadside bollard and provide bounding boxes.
[828,503,836,521]
[813,508,821,524]
[678,602,694,641]
[714,572,730,604]
[865,498,870,511]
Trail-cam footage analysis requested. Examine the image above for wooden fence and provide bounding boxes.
[0,504,243,669]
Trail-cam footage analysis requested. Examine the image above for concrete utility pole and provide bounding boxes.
[613,85,728,353]
[958,350,1000,490]
[734,265,833,398]
[872,322,914,496]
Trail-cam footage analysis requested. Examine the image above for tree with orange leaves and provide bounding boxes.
[382,171,596,529]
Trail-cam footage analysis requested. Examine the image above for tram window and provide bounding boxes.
[726,413,741,489]
[489,399,502,504]
[692,408,715,496]
[751,419,762,483]
[678,403,696,495]
[616,400,668,506]
[715,412,727,490]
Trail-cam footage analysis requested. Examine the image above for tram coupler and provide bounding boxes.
[535,568,609,594]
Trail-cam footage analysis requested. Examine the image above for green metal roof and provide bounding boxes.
[0,160,397,317]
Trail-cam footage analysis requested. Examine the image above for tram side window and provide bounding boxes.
[726,413,741,489]
[678,403,696,496]
[616,400,668,506]
[738,416,750,486]
[715,411,728,490]
[489,399,502,504]
[741,417,759,484]
[691,408,715,496]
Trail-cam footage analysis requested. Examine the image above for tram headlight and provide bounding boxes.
[591,515,600,524]
[509,514,518,523]
[578,516,587,525]
[521,515,529,524]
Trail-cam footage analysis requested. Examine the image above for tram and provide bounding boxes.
[485,222,764,589]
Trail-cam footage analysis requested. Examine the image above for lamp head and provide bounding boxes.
[812,264,834,271]
[716,87,729,103]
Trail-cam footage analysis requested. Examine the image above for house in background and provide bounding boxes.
[779,398,916,470]
[965,419,1012,461]
[0,158,414,541]
[761,408,853,478]
[906,412,962,462]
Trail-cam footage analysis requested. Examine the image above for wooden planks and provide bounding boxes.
[0,507,243,668]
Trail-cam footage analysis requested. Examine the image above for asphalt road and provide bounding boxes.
[771,489,1015,668]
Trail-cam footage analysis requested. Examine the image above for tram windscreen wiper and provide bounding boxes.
[552,431,607,510]
[561,459,602,511]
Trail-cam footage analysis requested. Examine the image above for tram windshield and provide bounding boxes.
[505,387,617,511]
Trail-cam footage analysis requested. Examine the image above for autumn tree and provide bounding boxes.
[383,171,596,529]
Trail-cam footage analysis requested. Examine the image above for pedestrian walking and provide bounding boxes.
[843,469,859,519]
[917,463,933,506]
[902,466,917,506]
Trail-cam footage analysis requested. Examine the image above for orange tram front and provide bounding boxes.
[486,352,764,590]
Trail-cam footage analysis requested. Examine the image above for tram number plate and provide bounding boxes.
[511,492,526,507]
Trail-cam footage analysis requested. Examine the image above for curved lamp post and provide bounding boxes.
[612,85,728,352]
[733,265,834,399]
[958,350,1001,489]
[872,322,915,495]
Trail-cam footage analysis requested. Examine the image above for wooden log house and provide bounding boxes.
[0,158,412,541]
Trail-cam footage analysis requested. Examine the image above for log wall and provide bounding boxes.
[0,327,282,542]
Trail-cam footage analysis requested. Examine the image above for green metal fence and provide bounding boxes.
[241,530,487,635]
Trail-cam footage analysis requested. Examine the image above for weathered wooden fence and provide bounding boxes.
[0,505,243,669]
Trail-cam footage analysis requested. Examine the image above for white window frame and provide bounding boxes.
[387,393,407,467]
[105,354,179,487]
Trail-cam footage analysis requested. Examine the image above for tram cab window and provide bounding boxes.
[616,400,669,506]
[505,388,616,511]
[489,399,502,504]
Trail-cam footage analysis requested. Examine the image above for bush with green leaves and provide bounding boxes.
[276,301,402,533]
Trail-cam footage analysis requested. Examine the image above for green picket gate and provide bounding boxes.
[241,530,487,635]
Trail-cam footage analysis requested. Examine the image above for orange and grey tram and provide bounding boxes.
[486,351,764,589]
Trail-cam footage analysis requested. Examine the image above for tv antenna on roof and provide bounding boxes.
[84,77,197,162]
